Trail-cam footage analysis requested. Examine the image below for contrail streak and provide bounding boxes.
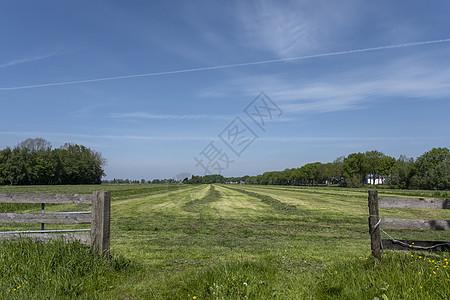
[1,38,450,91]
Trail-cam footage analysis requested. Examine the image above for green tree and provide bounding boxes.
[363,150,395,185]
[0,139,105,185]
[0,147,12,185]
[321,163,333,185]
[343,152,366,186]
[3,147,30,185]
[389,155,416,189]
[331,156,345,184]
[424,160,450,190]
[364,150,384,185]
[17,137,51,152]
[58,143,105,184]
[298,162,323,185]
[415,147,450,175]
[415,147,450,189]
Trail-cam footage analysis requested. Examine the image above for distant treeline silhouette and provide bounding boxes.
[188,148,450,190]
[0,138,105,185]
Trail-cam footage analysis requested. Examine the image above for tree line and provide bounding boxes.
[187,148,450,190]
[0,138,105,185]
[103,178,180,184]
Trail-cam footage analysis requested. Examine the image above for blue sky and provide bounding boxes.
[1,1,449,180]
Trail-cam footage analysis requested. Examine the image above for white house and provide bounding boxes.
[365,174,386,185]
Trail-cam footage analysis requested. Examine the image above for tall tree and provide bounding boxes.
[415,147,450,176]
[0,139,106,185]
[331,156,345,184]
[17,137,52,152]
[389,155,416,189]
[343,152,367,186]
[59,143,106,184]
[363,150,395,185]
[414,147,450,189]
[0,147,12,185]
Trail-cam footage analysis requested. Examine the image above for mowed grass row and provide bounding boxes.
[110,183,337,298]
[109,184,449,298]
[233,184,450,242]
[0,184,449,299]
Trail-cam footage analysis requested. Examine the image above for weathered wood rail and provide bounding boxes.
[368,190,449,258]
[0,191,110,256]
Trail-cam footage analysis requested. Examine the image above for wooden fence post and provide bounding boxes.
[91,191,111,258]
[368,190,381,259]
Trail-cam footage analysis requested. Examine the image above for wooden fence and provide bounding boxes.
[368,190,449,258]
[0,191,110,256]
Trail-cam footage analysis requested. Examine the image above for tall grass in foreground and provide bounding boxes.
[0,239,136,299]
[1,242,448,299]
[1,239,448,299]
[159,251,450,299]
[315,251,450,300]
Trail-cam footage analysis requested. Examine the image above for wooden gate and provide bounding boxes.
[368,190,449,258]
[0,191,110,256]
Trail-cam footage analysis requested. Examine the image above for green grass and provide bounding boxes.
[0,238,138,299]
[315,251,450,299]
[182,185,221,213]
[223,186,301,215]
[0,184,449,299]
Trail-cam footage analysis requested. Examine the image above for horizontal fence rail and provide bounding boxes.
[0,229,91,234]
[0,212,92,224]
[0,191,110,257]
[368,190,450,258]
[0,232,91,244]
[0,193,93,204]
[380,217,450,231]
[379,197,450,210]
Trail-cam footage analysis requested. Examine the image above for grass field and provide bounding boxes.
[0,184,449,299]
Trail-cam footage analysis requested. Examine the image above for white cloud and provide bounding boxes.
[0,50,61,69]
[0,131,217,142]
[236,1,358,58]
[110,112,231,121]
[199,51,450,114]
[259,136,444,143]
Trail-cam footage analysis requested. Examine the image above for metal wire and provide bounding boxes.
[0,229,91,234]
[380,229,450,250]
